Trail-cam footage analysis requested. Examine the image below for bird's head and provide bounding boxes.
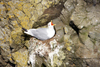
[48,20,56,27]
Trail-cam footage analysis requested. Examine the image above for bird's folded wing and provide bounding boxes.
[29,28,49,40]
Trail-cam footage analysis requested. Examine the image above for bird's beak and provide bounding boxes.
[51,20,56,26]
[53,24,56,26]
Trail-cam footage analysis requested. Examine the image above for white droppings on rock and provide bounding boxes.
[66,62,69,65]
[58,35,60,37]
[28,38,64,67]
[50,39,57,49]
[96,19,98,22]
[49,45,64,66]
[80,25,84,29]
[49,48,59,66]
[35,43,48,57]
[28,52,36,67]
[72,50,74,53]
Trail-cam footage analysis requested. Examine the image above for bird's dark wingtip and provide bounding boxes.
[22,28,27,32]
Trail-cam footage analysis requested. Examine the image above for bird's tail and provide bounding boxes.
[22,28,27,32]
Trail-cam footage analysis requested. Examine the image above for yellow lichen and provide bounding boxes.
[20,16,29,29]
[64,38,71,51]
[9,34,13,45]
[64,27,68,34]
[66,42,70,46]
[1,37,7,43]
[0,9,1,13]
[35,0,41,4]
[8,1,13,7]
[46,4,50,8]
[67,47,71,51]
[12,21,19,28]
[7,54,11,57]
[12,50,28,67]
[7,8,11,11]
[23,3,33,18]
[3,31,5,34]
[64,38,69,44]
[9,58,13,61]
[48,1,53,4]
[10,27,23,45]
[6,25,10,29]
[11,33,17,39]
[8,14,14,19]
[42,6,46,11]
[12,9,29,29]
[70,15,73,20]
[12,9,19,17]
[52,51,65,67]
[0,38,3,40]
[0,2,4,4]
[7,48,10,52]
[25,40,30,48]
[0,46,3,49]
[65,42,71,51]
[8,15,12,18]
[20,0,24,1]
[16,2,24,10]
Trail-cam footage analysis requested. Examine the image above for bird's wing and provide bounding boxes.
[29,28,50,40]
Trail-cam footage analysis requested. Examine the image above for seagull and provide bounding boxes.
[22,20,56,40]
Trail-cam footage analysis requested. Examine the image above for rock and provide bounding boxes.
[28,37,66,67]
[64,26,73,51]
[10,28,25,52]
[23,3,33,18]
[0,47,15,67]
[89,32,100,41]
[12,48,28,67]
[60,0,76,25]
[32,1,65,28]
[36,3,43,16]
[53,18,65,43]
[69,0,100,66]
[1,0,100,67]
[35,0,41,4]
[84,0,100,6]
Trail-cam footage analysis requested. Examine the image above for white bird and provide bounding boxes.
[22,20,56,40]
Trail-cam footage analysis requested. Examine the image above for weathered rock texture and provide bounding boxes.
[0,0,100,67]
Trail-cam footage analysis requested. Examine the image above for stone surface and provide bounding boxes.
[1,0,100,67]
[12,48,28,67]
[28,37,67,67]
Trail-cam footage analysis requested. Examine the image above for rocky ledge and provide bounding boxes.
[0,0,100,67]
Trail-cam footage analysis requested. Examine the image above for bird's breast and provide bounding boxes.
[46,28,55,38]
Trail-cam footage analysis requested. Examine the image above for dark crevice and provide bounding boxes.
[42,63,46,67]
[86,62,90,67]
[8,26,13,31]
[88,34,91,38]
[21,33,31,41]
[5,10,9,13]
[69,21,80,36]
[69,21,86,45]
[7,61,15,67]
[69,21,91,52]
[10,46,14,52]
[63,27,66,34]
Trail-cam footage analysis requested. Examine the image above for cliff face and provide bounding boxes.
[0,0,100,67]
